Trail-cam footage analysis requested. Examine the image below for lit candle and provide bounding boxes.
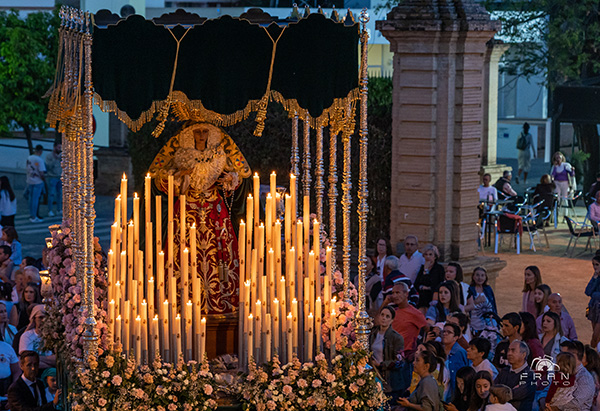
[270,171,276,212]
[145,173,151,224]
[108,299,115,340]
[123,300,130,355]
[168,220,174,281]
[185,301,193,360]
[133,193,140,267]
[292,299,298,355]
[265,313,272,361]
[130,280,138,320]
[247,314,254,363]
[115,281,122,316]
[179,195,186,263]
[296,221,303,277]
[148,277,155,316]
[268,248,275,299]
[273,298,280,355]
[253,173,260,231]
[107,250,115,303]
[168,174,173,222]
[145,221,153,298]
[258,223,265,279]
[274,220,282,279]
[161,300,170,355]
[175,314,182,362]
[244,280,251,311]
[255,310,262,363]
[284,194,291,250]
[141,300,148,363]
[254,300,262,355]
[157,251,165,307]
[120,252,126,291]
[307,312,314,361]
[246,195,253,281]
[199,317,206,361]
[151,315,158,361]
[313,219,320,282]
[114,195,121,227]
[265,194,272,249]
[290,174,296,219]
[287,312,293,364]
[181,248,189,310]
[169,277,177,314]
[120,174,127,227]
[155,195,162,251]
[115,314,122,348]
[330,309,336,358]
[137,250,144,303]
[325,247,332,307]
[287,247,296,302]
[308,250,315,314]
[128,221,134,283]
[239,221,246,284]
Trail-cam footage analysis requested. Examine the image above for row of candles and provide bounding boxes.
[105,173,207,364]
[238,172,337,366]
[104,170,339,366]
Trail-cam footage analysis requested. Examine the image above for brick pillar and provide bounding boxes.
[377,0,500,261]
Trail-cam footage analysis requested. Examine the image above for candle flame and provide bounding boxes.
[192,223,196,228]
[142,299,147,304]
[176,314,181,319]
[187,300,192,305]
[274,298,279,303]
[159,251,164,256]
[309,250,314,255]
[134,192,139,199]
[240,220,245,225]
[136,315,141,320]
[129,220,134,226]
[117,194,121,200]
[112,222,118,227]
[108,249,114,255]
[146,173,150,178]
[117,315,122,320]
[248,194,253,199]
[122,173,127,179]
[245,280,250,286]
[109,299,115,304]
[256,300,262,305]
[249,314,253,319]
[201,317,206,323]
[292,298,297,303]
[287,312,292,318]
[149,277,154,282]
[332,309,336,315]
[290,247,295,252]
[332,296,337,303]
[164,300,169,304]
[183,248,189,253]
[316,297,321,302]
[254,172,259,177]
[154,315,158,320]
[309,313,313,318]
[121,251,126,255]
[116,281,120,286]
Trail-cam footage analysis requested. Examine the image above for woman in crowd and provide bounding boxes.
[533,284,552,317]
[0,227,21,267]
[414,244,445,314]
[10,283,42,330]
[0,177,16,227]
[551,151,575,208]
[411,341,448,398]
[584,345,600,411]
[443,366,476,411]
[544,352,577,410]
[590,191,600,229]
[533,174,556,212]
[375,237,392,278]
[426,281,462,325]
[18,305,55,369]
[586,255,600,347]
[398,350,444,410]
[443,262,469,305]
[539,311,567,361]
[518,311,544,365]
[0,302,17,346]
[364,254,383,317]
[369,305,405,403]
[521,266,542,316]
[465,267,497,334]
[468,370,493,411]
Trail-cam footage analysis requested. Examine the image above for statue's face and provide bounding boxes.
[193,127,210,148]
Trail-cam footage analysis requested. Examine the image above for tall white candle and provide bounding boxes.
[145,222,153,298]
[157,251,165,307]
[120,174,127,228]
[330,309,336,358]
[272,298,280,356]
[307,312,314,361]
[135,315,141,364]
[253,173,260,232]
[265,194,272,249]
[108,299,115,342]
[315,297,322,353]
[155,195,162,251]
[287,312,293,364]
[265,313,272,361]
[292,299,298,355]
[185,301,193,360]
[175,314,182,362]
[199,317,206,361]
[115,314,122,348]
[258,224,265,279]
[246,195,253,282]
[148,277,155,316]
[239,221,246,283]
[145,173,151,224]
[141,301,148,363]
[179,195,186,264]
[181,248,189,310]
[248,314,254,363]
[133,193,140,269]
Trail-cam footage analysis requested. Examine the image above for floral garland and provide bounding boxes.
[240,349,387,410]
[40,221,110,363]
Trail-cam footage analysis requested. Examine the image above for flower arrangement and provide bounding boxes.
[40,221,110,364]
[240,348,387,411]
[71,349,219,411]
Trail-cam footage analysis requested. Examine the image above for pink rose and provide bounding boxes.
[98,398,107,406]
[312,379,322,388]
[204,384,213,395]
[334,397,344,407]
[282,385,293,395]
[112,375,122,386]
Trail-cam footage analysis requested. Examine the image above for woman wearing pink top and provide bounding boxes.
[521,266,542,316]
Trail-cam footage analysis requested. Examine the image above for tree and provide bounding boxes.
[0,9,59,153]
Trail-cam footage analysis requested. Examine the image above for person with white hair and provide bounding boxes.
[398,235,424,284]
[18,305,55,369]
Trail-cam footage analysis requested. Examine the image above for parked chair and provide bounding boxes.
[520,200,547,251]
[495,213,522,254]
[564,216,597,257]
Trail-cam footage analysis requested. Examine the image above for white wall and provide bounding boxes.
[497,123,538,159]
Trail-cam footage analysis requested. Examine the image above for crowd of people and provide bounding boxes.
[365,235,600,411]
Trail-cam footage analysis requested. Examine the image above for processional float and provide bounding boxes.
[45,5,372,369]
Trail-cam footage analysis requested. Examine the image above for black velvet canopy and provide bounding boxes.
[91,10,360,131]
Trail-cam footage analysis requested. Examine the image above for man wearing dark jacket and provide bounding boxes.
[7,350,60,411]
[494,340,535,411]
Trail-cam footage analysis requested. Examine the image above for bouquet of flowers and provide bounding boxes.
[240,349,386,411]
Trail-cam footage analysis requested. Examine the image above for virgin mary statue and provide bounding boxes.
[149,122,251,316]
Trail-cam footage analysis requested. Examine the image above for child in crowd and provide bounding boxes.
[485,385,516,411]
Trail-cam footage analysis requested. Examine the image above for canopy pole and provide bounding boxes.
[355,9,372,349]
[341,101,352,300]
[328,130,338,256]
[315,125,325,225]
[82,11,98,364]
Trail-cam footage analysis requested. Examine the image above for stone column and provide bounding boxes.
[377,0,500,261]
[481,40,510,182]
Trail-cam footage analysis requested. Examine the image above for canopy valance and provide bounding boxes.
[47,8,360,135]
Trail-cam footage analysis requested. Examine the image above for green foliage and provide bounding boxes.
[0,9,59,150]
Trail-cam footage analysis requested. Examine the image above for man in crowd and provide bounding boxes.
[494,312,522,369]
[493,170,517,197]
[25,145,46,223]
[535,293,577,340]
[0,246,13,285]
[555,340,595,410]
[381,255,419,307]
[478,173,498,202]
[494,340,535,411]
[387,282,427,360]
[7,350,60,410]
[467,337,498,379]
[442,322,469,401]
[44,142,62,217]
[398,235,424,284]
